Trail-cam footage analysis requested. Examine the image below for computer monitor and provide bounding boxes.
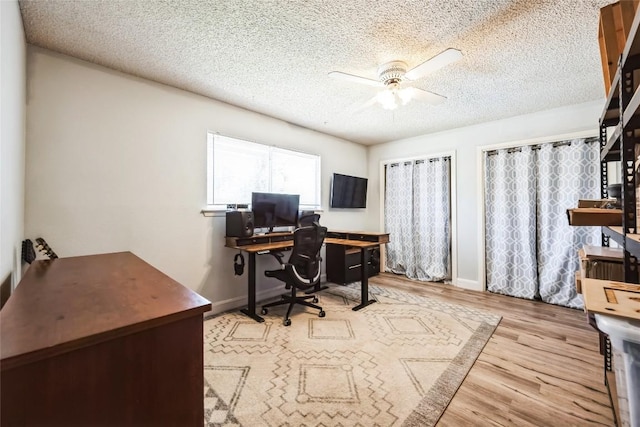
[251,192,300,232]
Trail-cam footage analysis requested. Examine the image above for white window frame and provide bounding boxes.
[206,133,321,211]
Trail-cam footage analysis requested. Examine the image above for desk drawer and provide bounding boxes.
[234,234,293,246]
[269,235,293,243]
[345,251,362,268]
[345,261,379,283]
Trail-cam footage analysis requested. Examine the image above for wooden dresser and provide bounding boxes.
[0,251,211,426]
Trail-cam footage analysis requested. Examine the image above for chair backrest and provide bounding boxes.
[289,223,327,280]
[298,211,321,227]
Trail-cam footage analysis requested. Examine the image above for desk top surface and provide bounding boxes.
[325,237,385,248]
[226,237,384,252]
[1,252,211,369]
[226,230,389,251]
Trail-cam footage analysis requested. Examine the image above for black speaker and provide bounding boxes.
[226,211,254,237]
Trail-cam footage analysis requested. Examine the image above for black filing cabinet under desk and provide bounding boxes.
[326,244,379,285]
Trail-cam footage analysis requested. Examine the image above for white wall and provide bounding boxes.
[366,100,604,290]
[25,47,369,313]
[23,43,607,302]
[1,0,27,289]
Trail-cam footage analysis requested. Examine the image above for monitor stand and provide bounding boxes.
[254,227,275,235]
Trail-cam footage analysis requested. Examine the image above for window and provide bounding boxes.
[207,133,321,209]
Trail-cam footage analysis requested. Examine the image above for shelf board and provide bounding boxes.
[603,226,625,247]
[626,229,640,254]
[604,226,640,255]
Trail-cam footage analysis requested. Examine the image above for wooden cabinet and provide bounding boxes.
[0,252,211,427]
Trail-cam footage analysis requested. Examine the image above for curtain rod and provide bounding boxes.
[387,156,450,167]
[485,137,598,157]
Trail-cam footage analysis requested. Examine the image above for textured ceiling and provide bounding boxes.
[18,0,614,145]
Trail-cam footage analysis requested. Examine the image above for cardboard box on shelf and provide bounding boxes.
[577,199,613,208]
[575,271,582,294]
[567,208,622,226]
[583,278,640,320]
[599,0,640,95]
[579,245,625,285]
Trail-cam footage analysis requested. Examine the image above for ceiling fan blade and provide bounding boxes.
[328,71,384,87]
[404,87,447,105]
[404,48,463,81]
[350,94,379,114]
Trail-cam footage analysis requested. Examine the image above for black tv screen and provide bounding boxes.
[251,192,300,230]
[330,173,367,208]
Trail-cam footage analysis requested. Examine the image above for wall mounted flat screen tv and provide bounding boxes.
[251,192,300,231]
[330,173,368,208]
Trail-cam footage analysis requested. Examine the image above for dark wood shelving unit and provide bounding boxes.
[597,5,640,426]
[599,8,640,283]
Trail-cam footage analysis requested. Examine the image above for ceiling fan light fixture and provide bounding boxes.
[330,48,461,112]
[398,88,413,105]
[377,90,398,110]
[377,61,407,84]
[376,83,413,110]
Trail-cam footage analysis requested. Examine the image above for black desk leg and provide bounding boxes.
[353,247,376,311]
[240,252,265,322]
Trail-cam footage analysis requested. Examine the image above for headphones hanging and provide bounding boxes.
[234,252,245,276]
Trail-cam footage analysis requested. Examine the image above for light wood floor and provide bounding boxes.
[371,273,615,427]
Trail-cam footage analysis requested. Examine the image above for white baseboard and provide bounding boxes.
[454,278,482,291]
[205,286,285,316]
[205,273,329,316]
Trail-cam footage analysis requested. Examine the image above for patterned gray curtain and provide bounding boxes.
[484,138,600,308]
[536,141,600,308]
[385,162,414,274]
[385,157,451,281]
[485,146,538,299]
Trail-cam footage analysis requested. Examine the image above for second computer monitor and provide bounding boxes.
[251,192,300,232]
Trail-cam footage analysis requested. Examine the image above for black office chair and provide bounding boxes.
[298,211,320,227]
[261,222,328,326]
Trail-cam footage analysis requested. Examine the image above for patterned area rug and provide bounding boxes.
[203,284,501,426]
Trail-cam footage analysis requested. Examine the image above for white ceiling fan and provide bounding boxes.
[328,48,462,111]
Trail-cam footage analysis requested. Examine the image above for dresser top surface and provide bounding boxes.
[1,252,211,366]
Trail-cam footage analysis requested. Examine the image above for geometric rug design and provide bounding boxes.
[203,283,501,426]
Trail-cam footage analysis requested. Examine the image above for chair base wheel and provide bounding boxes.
[261,308,268,315]
[319,310,325,318]
[312,296,319,303]
[283,318,292,326]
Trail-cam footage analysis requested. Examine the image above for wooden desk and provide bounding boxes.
[1,252,211,426]
[226,230,390,322]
